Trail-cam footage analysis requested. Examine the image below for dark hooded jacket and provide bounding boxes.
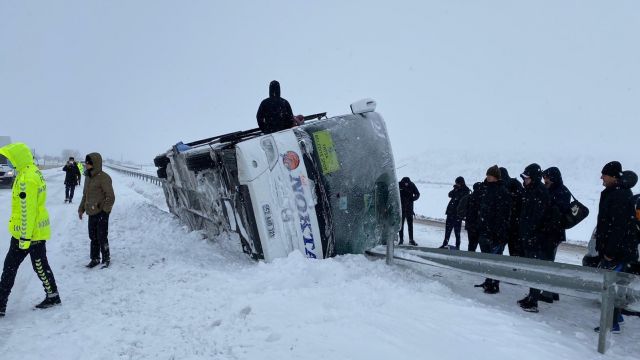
[256,81,294,134]
[399,177,420,215]
[596,170,638,263]
[500,167,524,239]
[476,180,511,246]
[519,164,551,249]
[462,182,483,234]
[63,162,81,185]
[78,153,115,216]
[541,167,571,244]
[446,180,471,216]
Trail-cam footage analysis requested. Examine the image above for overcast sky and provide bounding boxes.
[1,1,638,164]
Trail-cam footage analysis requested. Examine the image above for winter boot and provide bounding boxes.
[552,293,559,301]
[517,295,531,307]
[484,281,500,294]
[519,298,539,313]
[475,279,491,289]
[64,198,69,203]
[86,259,101,268]
[101,259,110,269]
[539,293,554,304]
[35,294,61,309]
[409,240,418,246]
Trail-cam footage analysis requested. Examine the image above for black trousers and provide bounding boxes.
[523,245,555,303]
[479,236,505,286]
[467,231,479,252]
[443,215,462,248]
[507,231,523,257]
[65,184,76,201]
[399,212,414,242]
[0,238,58,305]
[89,212,111,262]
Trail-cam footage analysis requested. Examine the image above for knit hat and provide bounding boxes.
[455,176,465,186]
[486,165,501,180]
[601,161,622,178]
[521,163,542,180]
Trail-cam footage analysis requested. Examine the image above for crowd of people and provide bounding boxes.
[398,161,639,332]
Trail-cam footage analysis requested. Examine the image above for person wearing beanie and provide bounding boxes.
[62,156,81,203]
[517,163,552,313]
[440,176,470,249]
[500,167,524,257]
[474,166,510,294]
[398,177,420,246]
[594,162,638,334]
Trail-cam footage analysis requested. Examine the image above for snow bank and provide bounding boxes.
[0,168,637,359]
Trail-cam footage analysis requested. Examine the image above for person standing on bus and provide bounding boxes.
[256,80,295,133]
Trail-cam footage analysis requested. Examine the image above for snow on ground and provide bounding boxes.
[0,168,638,359]
[398,149,640,245]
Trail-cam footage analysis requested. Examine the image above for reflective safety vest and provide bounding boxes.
[0,143,51,249]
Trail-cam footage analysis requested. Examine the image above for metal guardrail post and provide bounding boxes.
[597,271,617,354]
[386,235,394,265]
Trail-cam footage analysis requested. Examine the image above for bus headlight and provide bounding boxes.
[260,136,278,170]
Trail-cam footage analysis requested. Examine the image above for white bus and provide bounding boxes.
[154,100,401,261]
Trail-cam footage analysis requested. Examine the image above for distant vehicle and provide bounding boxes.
[154,99,401,262]
[0,136,15,187]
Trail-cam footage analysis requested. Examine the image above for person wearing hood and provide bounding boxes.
[78,153,115,269]
[474,166,511,294]
[517,163,552,313]
[62,156,81,203]
[461,182,483,252]
[0,143,61,317]
[537,167,572,304]
[398,177,420,246]
[593,161,638,334]
[441,176,471,249]
[256,80,295,134]
[500,167,524,257]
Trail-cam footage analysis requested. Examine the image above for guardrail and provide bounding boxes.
[104,164,164,186]
[368,243,640,354]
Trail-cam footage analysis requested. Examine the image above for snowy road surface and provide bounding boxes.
[0,169,638,360]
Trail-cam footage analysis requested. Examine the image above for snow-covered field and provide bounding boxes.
[0,168,638,360]
[398,149,640,245]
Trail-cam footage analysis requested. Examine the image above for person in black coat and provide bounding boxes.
[459,182,482,252]
[398,177,420,245]
[62,157,81,203]
[500,167,524,257]
[256,80,294,134]
[475,166,511,294]
[593,162,638,333]
[537,166,572,303]
[517,163,552,313]
[441,176,471,249]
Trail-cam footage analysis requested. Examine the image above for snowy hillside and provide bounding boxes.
[398,149,640,244]
[0,168,638,359]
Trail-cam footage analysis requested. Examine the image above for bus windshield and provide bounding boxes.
[296,113,401,254]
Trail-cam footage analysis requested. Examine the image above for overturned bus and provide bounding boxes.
[154,99,401,262]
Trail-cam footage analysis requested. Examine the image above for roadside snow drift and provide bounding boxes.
[0,169,638,360]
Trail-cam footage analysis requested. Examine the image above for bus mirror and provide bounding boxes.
[350,98,376,114]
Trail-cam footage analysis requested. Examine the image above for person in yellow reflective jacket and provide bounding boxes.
[77,160,84,185]
[0,143,60,317]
